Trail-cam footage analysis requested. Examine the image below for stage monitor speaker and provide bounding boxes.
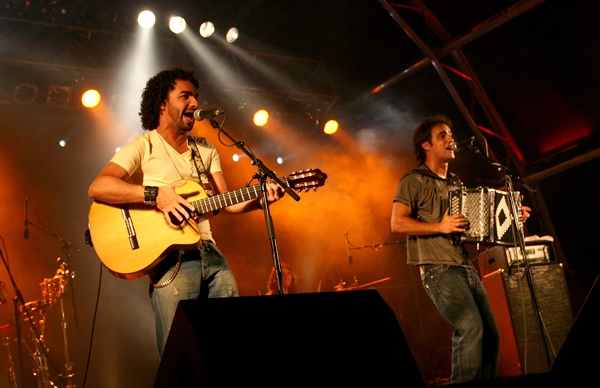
[482,263,573,376]
[154,289,425,388]
[551,273,599,384]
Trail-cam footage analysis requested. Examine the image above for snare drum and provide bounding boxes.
[19,300,50,319]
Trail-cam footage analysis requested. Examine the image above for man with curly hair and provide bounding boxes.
[390,115,531,383]
[88,67,285,356]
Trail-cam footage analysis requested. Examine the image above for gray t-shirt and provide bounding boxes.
[393,165,469,266]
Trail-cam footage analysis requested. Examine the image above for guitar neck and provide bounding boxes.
[192,177,289,214]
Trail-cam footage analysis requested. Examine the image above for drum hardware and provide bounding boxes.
[15,262,77,388]
[1,324,18,388]
[0,280,7,306]
[18,302,53,388]
[19,300,51,323]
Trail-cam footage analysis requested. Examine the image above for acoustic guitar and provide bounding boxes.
[87,169,327,280]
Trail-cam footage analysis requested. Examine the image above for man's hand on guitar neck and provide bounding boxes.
[257,180,286,210]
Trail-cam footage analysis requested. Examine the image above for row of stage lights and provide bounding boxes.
[14,83,339,134]
[12,83,101,108]
[252,109,339,135]
[137,10,239,42]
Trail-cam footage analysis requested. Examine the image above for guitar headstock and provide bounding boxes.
[287,168,327,192]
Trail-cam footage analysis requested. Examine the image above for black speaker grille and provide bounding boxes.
[501,264,573,374]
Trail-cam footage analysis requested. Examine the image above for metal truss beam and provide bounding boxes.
[0,16,339,107]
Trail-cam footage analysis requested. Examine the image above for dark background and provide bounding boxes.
[0,1,598,387]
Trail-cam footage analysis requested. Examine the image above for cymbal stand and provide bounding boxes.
[26,219,81,358]
[24,317,54,388]
[3,334,18,388]
[56,282,75,388]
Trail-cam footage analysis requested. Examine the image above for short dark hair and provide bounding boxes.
[139,67,200,130]
[413,115,452,164]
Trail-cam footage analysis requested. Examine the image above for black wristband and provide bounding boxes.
[144,186,158,205]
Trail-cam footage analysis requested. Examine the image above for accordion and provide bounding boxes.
[448,187,523,246]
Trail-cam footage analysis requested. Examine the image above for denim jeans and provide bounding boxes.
[149,240,238,357]
[420,264,500,383]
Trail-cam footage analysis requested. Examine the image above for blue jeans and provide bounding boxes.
[420,264,500,383]
[149,241,238,357]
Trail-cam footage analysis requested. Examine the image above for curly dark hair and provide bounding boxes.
[139,67,200,131]
[413,115,452,164]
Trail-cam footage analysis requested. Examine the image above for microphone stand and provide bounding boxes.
[0,248,49,388]
[207,118,300,294]
[26,220,80,386]
[477,149,552,370]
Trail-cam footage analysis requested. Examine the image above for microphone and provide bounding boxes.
[193,109,225,121]
[451,136,476,152]
[23,198,29,239]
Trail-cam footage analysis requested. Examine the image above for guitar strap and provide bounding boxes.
[187,136,215,195]
[187,136,220,215]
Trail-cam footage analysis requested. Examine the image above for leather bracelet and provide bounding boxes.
[144,186,158,205]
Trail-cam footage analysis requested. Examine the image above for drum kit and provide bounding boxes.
[2,262,76,388]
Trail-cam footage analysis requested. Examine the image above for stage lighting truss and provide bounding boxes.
[13,83,38,104]
[47,85,72,106]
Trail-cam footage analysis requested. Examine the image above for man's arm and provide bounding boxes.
[88,162,194,223]
[391,201,468,236]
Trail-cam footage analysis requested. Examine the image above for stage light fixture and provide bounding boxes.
[199,21,215,38]
[253,109,269,126]
[323,119,339,135]
[169,16,186,34]
[138,10,156,28]
[81,89,101,108]
[226,27,239,43]
[47,85,71,106]
[13,83,38,104]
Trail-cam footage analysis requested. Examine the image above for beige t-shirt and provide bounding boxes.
[110,130,222,242]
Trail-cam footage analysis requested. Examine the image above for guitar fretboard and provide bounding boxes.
[192,177,289,214]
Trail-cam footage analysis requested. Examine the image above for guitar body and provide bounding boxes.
[88,169,327,280]
[88,180,205,280]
